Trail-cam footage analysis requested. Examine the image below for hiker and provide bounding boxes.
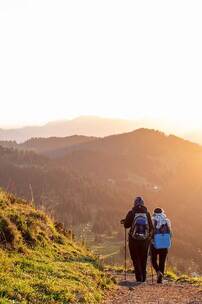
[150,208,172,283]
[121,196,153,282]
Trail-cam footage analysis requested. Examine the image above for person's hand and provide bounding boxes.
[120,219,125,225]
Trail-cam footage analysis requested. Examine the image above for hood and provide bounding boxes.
[152,212,168,229]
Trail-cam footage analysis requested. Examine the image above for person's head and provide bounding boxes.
[153,208,167,217]
[154,208,163,214]
[134,196,144,207]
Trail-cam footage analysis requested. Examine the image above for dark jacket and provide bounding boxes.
[124,205,154,238]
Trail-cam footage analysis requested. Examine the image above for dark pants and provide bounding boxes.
[150,244,168,274]
[129,237,149,282]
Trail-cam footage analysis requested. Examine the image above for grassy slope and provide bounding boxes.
[0,191,114,304]
[165,270,202,286]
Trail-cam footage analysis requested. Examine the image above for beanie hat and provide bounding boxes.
[154,208,163,214]
[134,196,144,207]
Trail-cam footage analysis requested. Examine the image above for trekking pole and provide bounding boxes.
[121,219,127,281]
[124,227,127,281]
[151,260,154,284]
[149,245,154,284]
[166,255,169,275]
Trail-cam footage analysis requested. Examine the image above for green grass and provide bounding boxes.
[165,270,178,281]
[0,190,114,303]
[176,275,202,285]
[165,270,202,286]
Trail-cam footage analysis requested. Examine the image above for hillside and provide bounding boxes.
[59,128,202,179]
[0,136,96,158]
[0,190,113,303]
[0,135,96,158]
[20,135,96,158]
[0,144,120,226]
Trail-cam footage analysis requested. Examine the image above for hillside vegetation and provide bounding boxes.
[0,190,113,304]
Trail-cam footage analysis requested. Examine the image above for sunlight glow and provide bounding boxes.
[0,1,202,133]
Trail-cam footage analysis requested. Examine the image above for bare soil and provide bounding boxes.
[102,274,202,304]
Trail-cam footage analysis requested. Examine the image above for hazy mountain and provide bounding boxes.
[0,135,96,158]
[0,115,193,143]
[58,128,201,183]
[20,135,96,157]
[184,130,202,145]
[0,140,18,149]
[0,116,141,142]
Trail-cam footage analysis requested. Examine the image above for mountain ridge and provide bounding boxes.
[1,115,202,145]
[1,127,201,158]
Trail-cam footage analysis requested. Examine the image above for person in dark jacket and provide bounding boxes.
[122,196,153,282]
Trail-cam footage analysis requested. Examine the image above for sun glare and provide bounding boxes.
[0,0,202,134]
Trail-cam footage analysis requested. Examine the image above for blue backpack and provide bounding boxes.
[153,221,171,249]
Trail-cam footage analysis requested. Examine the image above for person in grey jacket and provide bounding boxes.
[150,208,172,283]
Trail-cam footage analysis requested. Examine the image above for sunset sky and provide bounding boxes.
[0,1,202,133]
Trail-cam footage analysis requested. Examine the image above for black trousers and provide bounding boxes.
[128,237,149,282]
[150,244,168,274]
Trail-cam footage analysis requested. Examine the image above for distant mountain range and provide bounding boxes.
[1,115,202,144]
[0,116,142,142]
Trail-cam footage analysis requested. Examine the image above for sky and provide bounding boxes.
[0,0,202,133]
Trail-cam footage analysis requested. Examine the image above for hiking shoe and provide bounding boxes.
[157,271,163,284]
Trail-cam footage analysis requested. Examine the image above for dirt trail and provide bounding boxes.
[102,274,202,304]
